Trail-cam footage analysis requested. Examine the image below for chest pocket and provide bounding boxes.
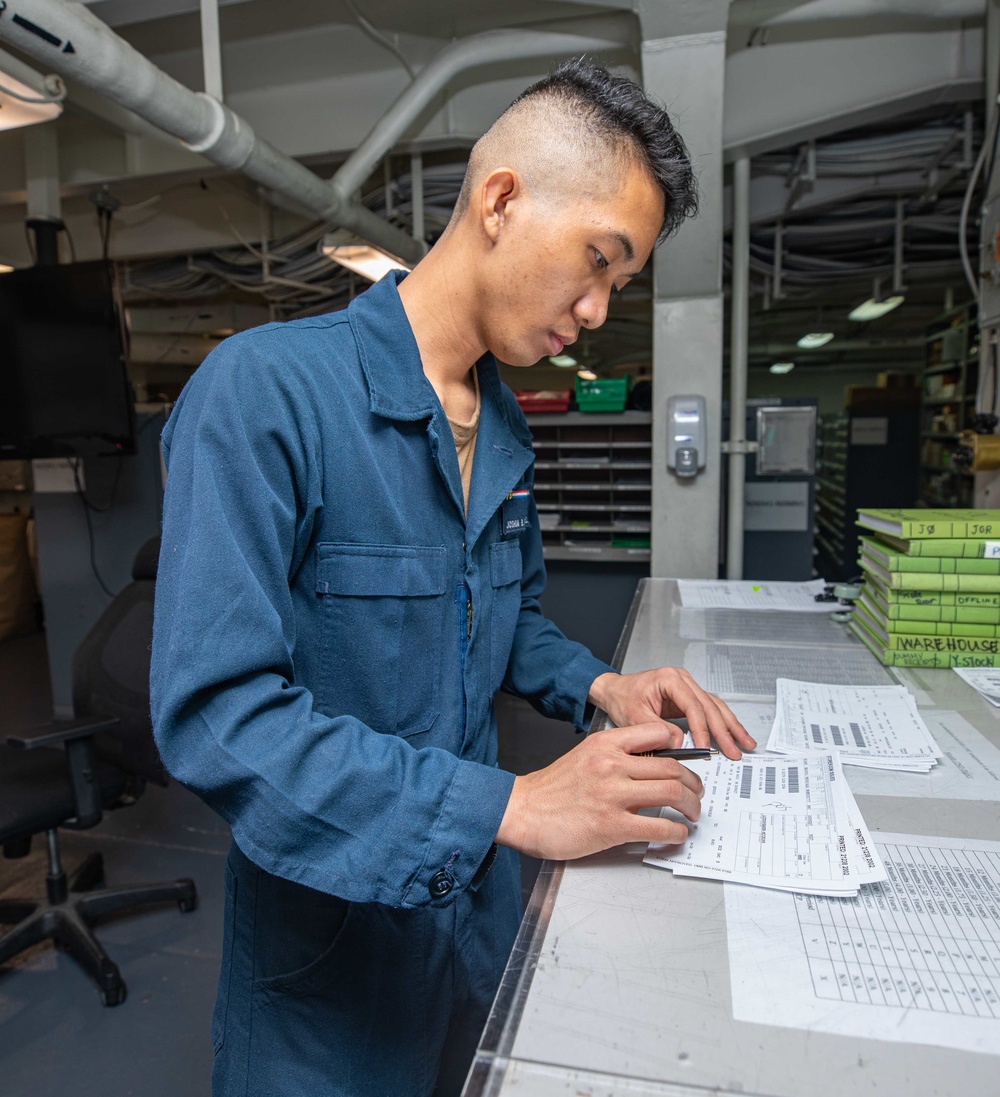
[488,539,523,691]
[316,543,446,737]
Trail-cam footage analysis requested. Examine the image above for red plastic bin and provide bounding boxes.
[514,390,571,413]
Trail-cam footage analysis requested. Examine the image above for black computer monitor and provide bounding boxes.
[0,260,135,459]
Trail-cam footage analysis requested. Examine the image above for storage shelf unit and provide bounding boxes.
[919,301,978,507]
[526,411,652,562]
[814,408,920,581]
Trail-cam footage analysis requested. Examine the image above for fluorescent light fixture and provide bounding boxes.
[577,368,598,381]
[769,362,795,374]
[796,331,834,349]
[848,294,904,322]
[0,65,63,132]
[320,235,411,282]
[548,353,577,367]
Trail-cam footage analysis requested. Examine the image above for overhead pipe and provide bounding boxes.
[0,0,424,263]
[331,22,631,198]
[726,156,751,581]
[0,2,629,267]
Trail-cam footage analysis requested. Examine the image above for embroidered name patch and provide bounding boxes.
[502,488,531,537]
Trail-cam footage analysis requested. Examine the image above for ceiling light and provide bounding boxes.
[577,368,598,381]
[769,362,795,375]
[0,264,13,274]
[796,332,834,349]
[548,353,577,368]
[848,294,904,322]
[320,236,411,282]
[0,60,64,132]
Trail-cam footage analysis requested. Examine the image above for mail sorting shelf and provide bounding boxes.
[525,411,652,563]
[463,578,1000,1097]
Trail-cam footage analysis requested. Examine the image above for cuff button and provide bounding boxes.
[428,870,454,898]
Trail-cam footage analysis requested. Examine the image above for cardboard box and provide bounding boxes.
[876,371,916,388]
[844,385,921,412]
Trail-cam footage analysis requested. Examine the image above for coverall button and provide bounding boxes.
[428,870,453,898]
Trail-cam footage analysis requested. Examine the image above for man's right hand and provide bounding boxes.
[494,722,704,861]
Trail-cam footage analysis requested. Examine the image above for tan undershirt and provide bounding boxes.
[446,370,481,516]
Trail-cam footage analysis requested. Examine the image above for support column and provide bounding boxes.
[637,1,730,578]
[23,122,62,264]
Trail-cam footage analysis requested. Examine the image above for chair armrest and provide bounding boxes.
[7,717,120,750]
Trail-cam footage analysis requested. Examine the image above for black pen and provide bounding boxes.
[636,748,718,760]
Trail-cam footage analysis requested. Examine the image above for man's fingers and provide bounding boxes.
[623,755,704,797]
[625,778,702,821]
[623,813,690,847]
[610,720,686,755]
[669,687,756,760]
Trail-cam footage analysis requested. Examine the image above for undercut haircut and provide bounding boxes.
[452,56,698,245]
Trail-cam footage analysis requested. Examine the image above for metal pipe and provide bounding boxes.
[331,23,630,197]
[410,151,424,243]
[773,220,783,299]
[727,156,751,581]
[893,197,905,293]
[0,0,424,263]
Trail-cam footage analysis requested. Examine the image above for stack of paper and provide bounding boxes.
[645,751,885,897]
[953,666,1000,707]
[766,678,942,773]
[676,578,834,613]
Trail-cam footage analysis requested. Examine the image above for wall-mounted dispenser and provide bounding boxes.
[666,394,707,478]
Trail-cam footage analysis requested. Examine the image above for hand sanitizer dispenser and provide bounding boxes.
[666,395,707,478]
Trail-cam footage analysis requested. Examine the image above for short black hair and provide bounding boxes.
[509,56,698,244]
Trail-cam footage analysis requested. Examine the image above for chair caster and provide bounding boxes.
[99,959,126,1007]
[177,878,198,913]
[100,982,127,1007]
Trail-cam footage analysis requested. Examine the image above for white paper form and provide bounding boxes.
[726,833,1000,1056]
[953,666,1000,707]
[644,752,885,896]
[677,577,833,612]
[678,607,859,646]
[768,680,941,772]
[844,710,1000,800]
[684,642,893,701]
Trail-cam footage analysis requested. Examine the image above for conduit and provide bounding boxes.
[726,156,751,581]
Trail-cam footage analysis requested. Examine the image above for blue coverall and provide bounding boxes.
[150,271,614,1096]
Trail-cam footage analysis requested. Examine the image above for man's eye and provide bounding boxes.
[594,250,608,270]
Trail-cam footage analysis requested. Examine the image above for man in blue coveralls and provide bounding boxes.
[151,58,757,1097]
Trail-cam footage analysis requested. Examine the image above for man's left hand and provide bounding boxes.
[588,668,756,760]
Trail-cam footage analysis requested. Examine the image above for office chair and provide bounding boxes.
[0,537,196,1006]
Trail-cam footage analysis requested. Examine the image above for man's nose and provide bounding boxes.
[574,289,610,331]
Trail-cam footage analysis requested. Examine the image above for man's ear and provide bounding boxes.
[480,169,519,245]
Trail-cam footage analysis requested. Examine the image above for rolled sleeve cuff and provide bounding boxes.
[559,649,617,731]
[401,759,515,908]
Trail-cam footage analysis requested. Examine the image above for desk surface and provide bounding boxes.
[464,578,1000,1097]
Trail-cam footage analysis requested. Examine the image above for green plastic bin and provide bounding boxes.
[575,375,629,413]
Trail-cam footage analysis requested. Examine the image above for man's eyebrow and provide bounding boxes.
[608,230,635,264]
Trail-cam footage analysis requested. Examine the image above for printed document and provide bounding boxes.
[678,607,859,647]
[677,577,833,612]
[684,642,892,701]
[644,751,885,896]
[767,679,941,772]
[740,706,1000,801]
[953,666,1000,707]
[726,833,1000,1055]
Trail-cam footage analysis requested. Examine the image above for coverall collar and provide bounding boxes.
[348,271,534,543]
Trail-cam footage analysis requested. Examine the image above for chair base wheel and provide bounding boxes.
[100,983,127,1007]
[177,878,197,913]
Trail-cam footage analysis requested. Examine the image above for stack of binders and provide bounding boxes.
[851,508,1000,668]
